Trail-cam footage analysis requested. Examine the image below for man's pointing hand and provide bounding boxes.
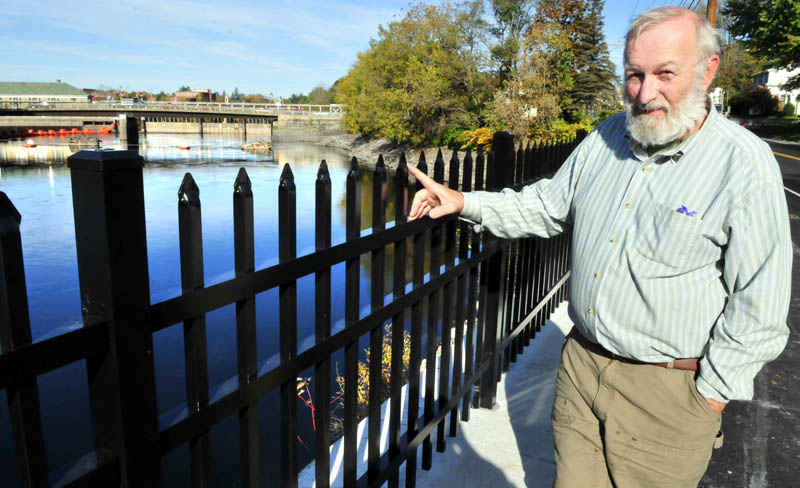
[407,165,465,221]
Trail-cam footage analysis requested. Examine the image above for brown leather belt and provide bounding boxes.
[569,329,699,372]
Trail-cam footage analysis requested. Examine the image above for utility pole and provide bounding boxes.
[708,0,717,26]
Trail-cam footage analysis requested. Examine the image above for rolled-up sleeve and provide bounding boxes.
[696,181,792,402]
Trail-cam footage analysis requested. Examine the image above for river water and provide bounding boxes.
[0,133,403,486]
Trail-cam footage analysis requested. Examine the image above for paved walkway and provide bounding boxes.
[411,296,800,488]
[412,304,573,487]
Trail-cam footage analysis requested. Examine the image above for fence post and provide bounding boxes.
[67,149,161,486]
[478,132,514,409]
[0,192,49,488]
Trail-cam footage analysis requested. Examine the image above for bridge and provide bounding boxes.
[0,101,345,140]
[0,100,343,118]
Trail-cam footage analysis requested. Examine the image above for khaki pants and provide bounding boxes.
[551,333,722,488]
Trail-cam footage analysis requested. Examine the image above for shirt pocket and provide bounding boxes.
[635,204,704,268]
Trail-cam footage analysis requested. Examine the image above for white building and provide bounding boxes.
[752,67,800,111]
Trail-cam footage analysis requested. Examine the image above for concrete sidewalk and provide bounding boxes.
[412,304,573,488]
[411,297,800,488]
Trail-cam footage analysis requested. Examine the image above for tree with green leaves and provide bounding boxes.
[488,0,536,81]
[336,3,491,144]
[306,84,335,105]
[568,0,616,115]
[534,0,616,116]
[714,41,766,99]
[723,0,800,89]
[489,22,574,137]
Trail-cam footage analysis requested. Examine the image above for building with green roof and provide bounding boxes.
[0,81,89,104]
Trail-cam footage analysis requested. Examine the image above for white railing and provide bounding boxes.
[0,100,345,116]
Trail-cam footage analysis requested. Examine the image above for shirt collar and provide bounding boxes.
[625,96,718,164]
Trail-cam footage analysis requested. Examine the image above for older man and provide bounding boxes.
[408,6,791,487]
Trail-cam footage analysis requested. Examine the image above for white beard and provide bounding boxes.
[625,78,708,148]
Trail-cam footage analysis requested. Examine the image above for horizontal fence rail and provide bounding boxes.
[0,130,585,487]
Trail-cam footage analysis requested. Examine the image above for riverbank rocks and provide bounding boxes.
[241,140,273,154]
[319,133,461,181]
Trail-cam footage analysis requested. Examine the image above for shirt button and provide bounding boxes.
[610,237,616,243]
[625,203,632,209]
[642,167,649,173]
[588,307,595,315]
[595,272,601,278]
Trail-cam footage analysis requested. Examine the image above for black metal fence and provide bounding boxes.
[0,131,584,488]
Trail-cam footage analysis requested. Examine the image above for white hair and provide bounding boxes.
[624,6,721,67]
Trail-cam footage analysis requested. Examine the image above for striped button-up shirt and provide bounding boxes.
[461,106,791,402]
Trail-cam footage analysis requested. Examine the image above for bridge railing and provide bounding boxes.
[0,131,583,487]
[0,101,345,115]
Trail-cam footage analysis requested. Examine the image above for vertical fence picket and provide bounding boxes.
[520,143,533,348]
[531,142,544,334]
[177,173,212,487]
[460,151,477,422]
[343,157,361,487]
[471,150,487,409]
[368,156,387,482]
[0,192,49,488]
[478,146,503,406]
[421,150,438,470]
[389,154,408,488]
[513,144,525,357]
[436,150,457,451]
[68,150,161,486]
[406,154,427,488]
[314,161,332,488]
[449,150,467,437]
[233,168,259,488]
[279,164,298,488]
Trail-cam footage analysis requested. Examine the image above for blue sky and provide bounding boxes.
[3,0,689,97]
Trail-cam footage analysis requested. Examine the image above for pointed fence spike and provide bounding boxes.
[234,167,252,196]
[376,154,385,170]
[279,164,295,191]
[0,192,21,224]
[317,159,331,182]
[395,152,408,221]
[280,163,294,180]
[433,148,445,183]
[398,151,407,170]
[178,172,200,206]
[418,151,426,166]
[350,156,359,172]
[462,150,473,191]
[447,152,459,191]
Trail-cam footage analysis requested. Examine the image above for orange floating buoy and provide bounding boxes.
[179,146,190,150]
[27,128,34,134]
[47,129,56,135]
[37,129,45,135]
[24,138,36,148]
